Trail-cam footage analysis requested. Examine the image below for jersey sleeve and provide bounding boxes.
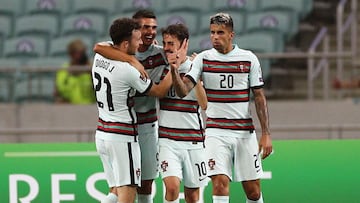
[185,53,203,86]
[249,52,264,88]
[125,64,153,94]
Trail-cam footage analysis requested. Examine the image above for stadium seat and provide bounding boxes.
[3,36,48,58]
[199,11,246,34]
[119,0,166,13]
[62,14,107,37]
[157,12,199,35]
[0,75,12,102]
[14,14,60,38]
[0,0,24,17]
[166,0,212,12]
[258,0,313,19]
[13,73,55,102]
[245,10,299,41]
[24,0,71,15]
[235,31,284,53]
[73,0,117,15]
[188,34,212,54]
[108,12,135,28]
[49,35,94,58]
[212,0,258,12]
[0,15,13,38]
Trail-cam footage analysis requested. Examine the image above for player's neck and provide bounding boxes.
[219,44,234,55]
[138,44,151,53]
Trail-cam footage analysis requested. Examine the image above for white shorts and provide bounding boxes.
[138,122,159,180]
[205,134,263,182]
[159,146,208,188]
[96,138,141,187]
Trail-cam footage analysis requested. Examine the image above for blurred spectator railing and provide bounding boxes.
[337,0,358,89]
[307,27,329,100]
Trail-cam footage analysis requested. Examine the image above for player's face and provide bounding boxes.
[127,30,143,55]
[210,23,234,54]
[138,18,157,47]
[162,34,181,55]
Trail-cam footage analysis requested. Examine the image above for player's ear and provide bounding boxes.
[124,40,129,49]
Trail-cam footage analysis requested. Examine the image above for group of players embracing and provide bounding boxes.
[92,9,272,203]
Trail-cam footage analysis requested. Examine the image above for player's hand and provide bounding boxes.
[259,134,272,160]
[130,59,149,79]
[177,38,189,62]
[190,52,197,61]
[166,52,181,70]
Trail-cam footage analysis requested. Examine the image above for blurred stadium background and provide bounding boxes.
[0,0,359,202]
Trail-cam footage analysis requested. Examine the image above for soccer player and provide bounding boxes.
[94,10,170,203]
[170,13,273,203]
[93,18,176,203]
[158,24,208,203]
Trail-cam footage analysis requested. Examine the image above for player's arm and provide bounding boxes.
[194,80,207,110]
[93,42,148,78]
[252,87,272,160]
[146,70,173,98]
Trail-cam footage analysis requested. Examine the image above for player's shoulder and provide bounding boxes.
[235,45,258,60]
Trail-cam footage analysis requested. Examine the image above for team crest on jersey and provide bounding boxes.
[136,168,141,179]
[161,161,168,172]
[208,159,216,170]
[239,64,244,72]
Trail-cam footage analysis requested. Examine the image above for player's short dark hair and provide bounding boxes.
[210,13,234,31]
[132,9,156,19]
[109,18,141,45]
[161,24,189,45]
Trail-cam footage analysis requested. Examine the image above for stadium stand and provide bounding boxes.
[0,15,13,38]
[0,0,321,103]
[61,14,107,38]
[212,0,258,12]
[157,11,199,35]
[72,0,117,18]
[166,0,212,12]
[24,0,72,16]
[245,9,299,41]
[14,14,60,38]
[0,0,24,17]
[257,0,313,19]
[3,36,48,58]
[49,35,94,58]
[119,0,166,13]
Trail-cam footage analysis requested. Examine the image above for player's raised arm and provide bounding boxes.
[169,39,196,98]
[93,42,148,78]
[195,80,207,110]
[253,88,272,160]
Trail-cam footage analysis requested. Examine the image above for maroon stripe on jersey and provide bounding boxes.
[140,53,167,69]
[159,126,204,142]
[203,59,251,67]
[136,109,158,124]
[205,88,250,103]
[203,59,250,73]
[97,118,138,136]
[160,98,198,113]
[206,117,255,131]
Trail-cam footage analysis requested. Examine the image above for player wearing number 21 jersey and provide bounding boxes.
[92,18,173,203]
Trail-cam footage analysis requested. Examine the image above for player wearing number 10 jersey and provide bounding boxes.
[158,24,208,203]
[92,18,173,203]
[170,13,273,203]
